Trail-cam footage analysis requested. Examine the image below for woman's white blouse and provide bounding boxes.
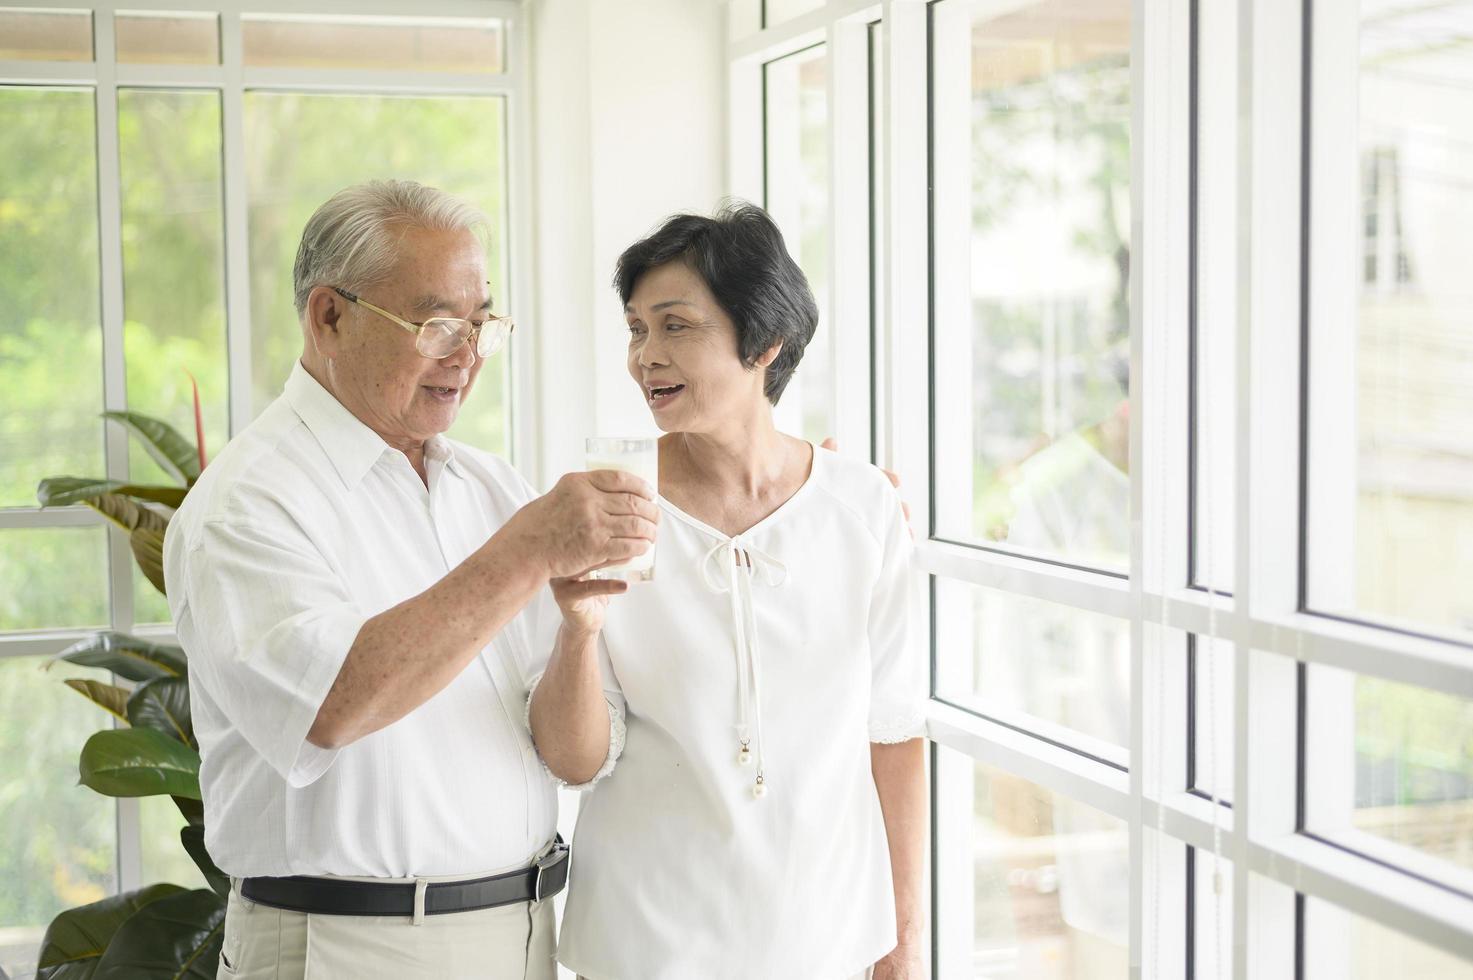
[557,446,926,980]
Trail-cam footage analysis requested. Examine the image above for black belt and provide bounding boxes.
[239,838,569,917]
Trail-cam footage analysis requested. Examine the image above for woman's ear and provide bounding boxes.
[755,340,783,369]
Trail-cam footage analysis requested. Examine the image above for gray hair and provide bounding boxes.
[291,179,490,315]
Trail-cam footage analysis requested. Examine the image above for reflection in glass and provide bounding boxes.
[116,12,220,65]
[0,87,103,508]
[764,44,833,445]
[0,658,118,976]
[244,93,511,457]
[935,578,1130,758]
[1303,896,1473,979]
[931,0,1132,570]
[1308,2,1473,642]
[968,758,1129,977]
[242,15,505,74]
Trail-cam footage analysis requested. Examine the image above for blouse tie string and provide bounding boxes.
[699,535,788,799]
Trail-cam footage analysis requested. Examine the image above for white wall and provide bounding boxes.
[529,0,727,489]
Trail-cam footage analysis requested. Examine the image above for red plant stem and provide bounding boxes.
[187,371,207,471]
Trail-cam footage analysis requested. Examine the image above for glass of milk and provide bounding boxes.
[585,436,658,582]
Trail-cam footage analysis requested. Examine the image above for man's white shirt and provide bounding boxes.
[164,362,564,878]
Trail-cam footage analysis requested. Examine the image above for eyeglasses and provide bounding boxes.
[331,285,514,359]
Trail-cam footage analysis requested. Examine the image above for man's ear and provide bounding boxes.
[305,286,348,359]
[754,340,783,369]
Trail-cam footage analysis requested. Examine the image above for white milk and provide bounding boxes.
[586,440,658,581]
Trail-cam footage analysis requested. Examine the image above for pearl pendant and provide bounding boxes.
[752,775,767,799]
[738,746,752,766]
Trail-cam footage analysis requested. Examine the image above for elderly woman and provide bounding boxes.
[528,203,926,980]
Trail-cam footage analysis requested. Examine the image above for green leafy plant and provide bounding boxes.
[33,403,227,979]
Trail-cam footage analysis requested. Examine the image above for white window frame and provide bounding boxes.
[0,0,534,917]
[729,0,1473,975]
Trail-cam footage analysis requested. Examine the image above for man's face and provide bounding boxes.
[327,225,489,449]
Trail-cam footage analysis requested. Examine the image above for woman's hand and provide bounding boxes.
[872,942,924,980]
[550,573,627,636]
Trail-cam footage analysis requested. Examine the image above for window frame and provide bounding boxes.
[726,0,1473,974]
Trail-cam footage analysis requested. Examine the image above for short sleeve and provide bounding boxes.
[179,518,366,788]
[867,486,926,743]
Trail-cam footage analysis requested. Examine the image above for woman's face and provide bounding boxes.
[625,261,776,433]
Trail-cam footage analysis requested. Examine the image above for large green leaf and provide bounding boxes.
[53,633,185,683]
[102,411,201,487]
[37,477,188,510]
[63,679,132,724]
[130,524,168,597]
[172,794,205,827]
[72,492,168,537]
[127,675,193,748]
[35,883,183,980]
[79,728,201,800]
[179,825,230,900]
[93,889,225,980]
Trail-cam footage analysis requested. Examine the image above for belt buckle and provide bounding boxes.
[532,840,569,903]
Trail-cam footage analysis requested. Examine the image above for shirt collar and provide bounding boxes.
[425,432,467,481]
[283,362,468,488]
[284,362,392,489]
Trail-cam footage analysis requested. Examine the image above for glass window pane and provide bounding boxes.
[1306,2,1473,643]
[0,87,103,509]
[1190,0,1237,593]
[764,45,832,446]
[1310,667,1473,882]
[139,795,206,891]
[930,0,1132,570]
[244,93,511,457]
[763,0,825,28]
[1190,634,1234,804]
[0,9,92,61]
[134,564,170,627]
[115,11,219,65]
[967,756,1129,977]
[118,89,227,491]
[0,528,109,632]
[1304,896,1473,980]
[242,15,506,74]
[935,578,1130,760]
[0,657,118,976]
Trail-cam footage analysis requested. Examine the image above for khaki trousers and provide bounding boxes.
[219,877,556,980]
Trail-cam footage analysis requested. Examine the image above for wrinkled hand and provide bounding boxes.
[508,470,658,581]
[549,573,625,635]
[820,437,913,537]
[872,943,924,980]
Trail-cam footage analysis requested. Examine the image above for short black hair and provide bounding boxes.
[614,201,818,405]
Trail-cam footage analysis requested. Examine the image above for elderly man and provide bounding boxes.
[163,180,652,979]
